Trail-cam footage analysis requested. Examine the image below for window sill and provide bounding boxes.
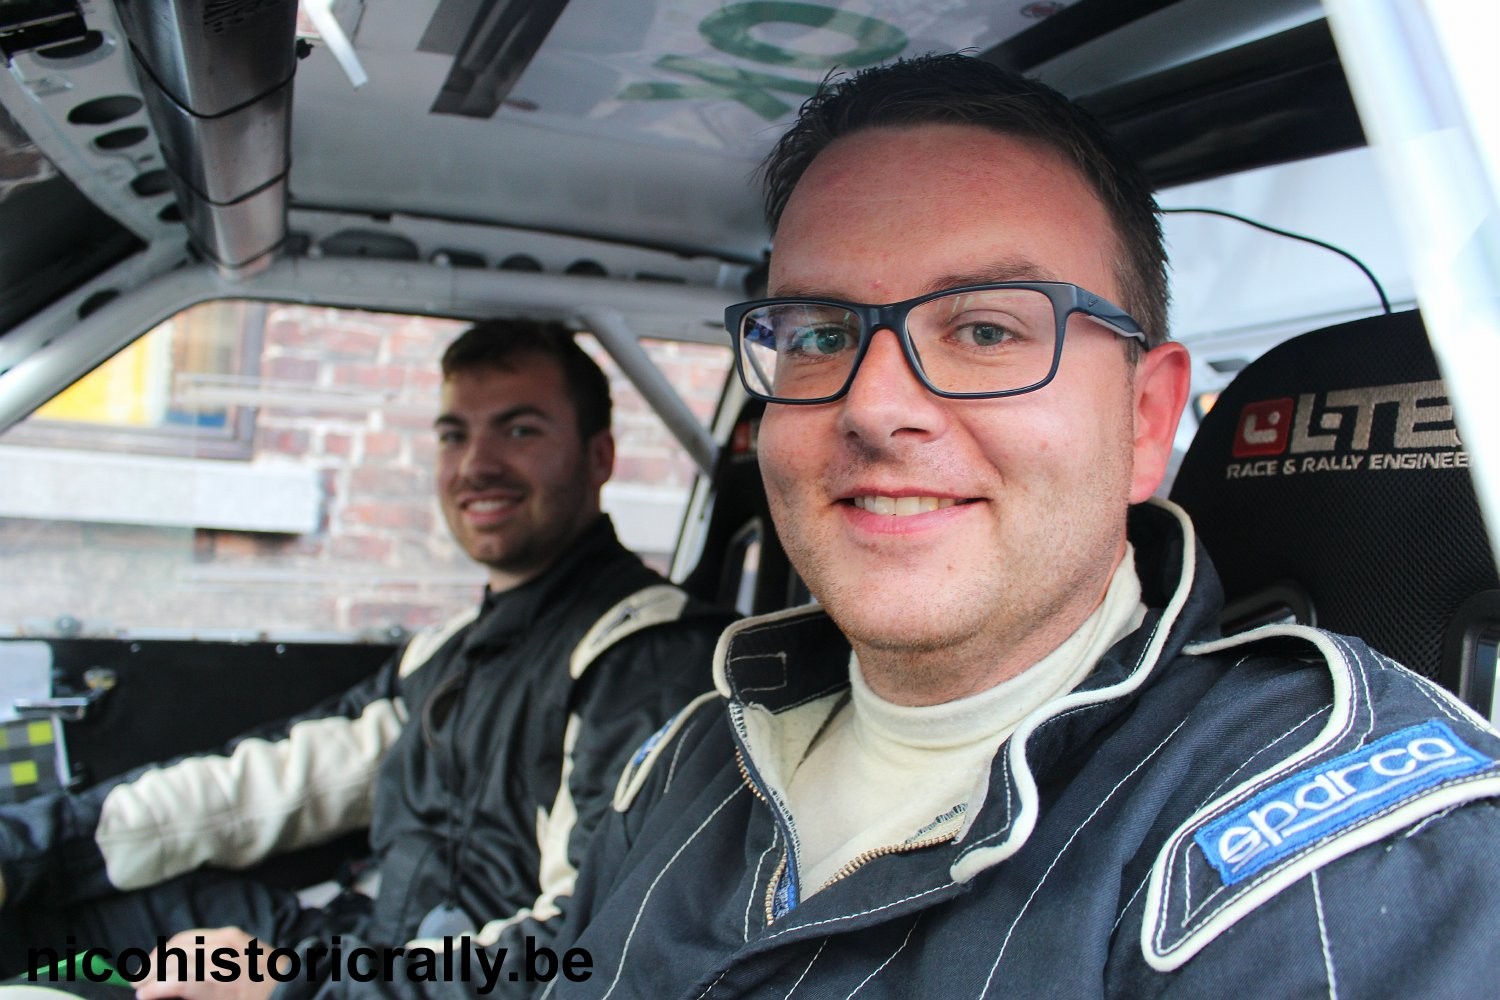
[0,445,320,534]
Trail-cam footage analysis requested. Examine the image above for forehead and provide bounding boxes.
[769,123,1118,302]
[439,354,569,415]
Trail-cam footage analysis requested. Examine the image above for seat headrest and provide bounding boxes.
[680,399,799,614]
[1169,310,1498,681]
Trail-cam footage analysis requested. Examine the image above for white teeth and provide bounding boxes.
[467,499,510,512]
[853,495,957,516]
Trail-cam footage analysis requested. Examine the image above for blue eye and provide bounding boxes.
[960,323,1014,347]
[789,325,854,356]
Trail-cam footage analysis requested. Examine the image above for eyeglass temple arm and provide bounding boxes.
[1081,297,1148,345]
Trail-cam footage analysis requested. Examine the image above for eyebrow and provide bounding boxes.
[772,259,1061,302]
[433,404,551,430]
[918,260,1060,297]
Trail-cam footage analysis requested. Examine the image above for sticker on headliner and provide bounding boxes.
[1196,720,1492,886]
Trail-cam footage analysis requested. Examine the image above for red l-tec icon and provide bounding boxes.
[1232,398,1295,458]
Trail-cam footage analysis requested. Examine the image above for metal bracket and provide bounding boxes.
[12,666,116,722]
[13,690,103,722]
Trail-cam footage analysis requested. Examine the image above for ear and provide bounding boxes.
[587,429,616,490]
[1128,341,1191,503]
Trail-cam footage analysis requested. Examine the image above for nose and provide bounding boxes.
[457,428,507,482]
[837,326,947,444]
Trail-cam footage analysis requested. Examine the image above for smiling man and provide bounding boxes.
[0,320,732,991]
[753,120,1178,708]
[434,331,616,593]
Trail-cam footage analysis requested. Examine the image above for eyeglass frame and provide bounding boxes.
[724,280,1149,405]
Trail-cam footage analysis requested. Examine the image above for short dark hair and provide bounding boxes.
[441,319,612,438]
[762,53,1169,348]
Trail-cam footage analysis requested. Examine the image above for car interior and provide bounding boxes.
[0,0,1496,888]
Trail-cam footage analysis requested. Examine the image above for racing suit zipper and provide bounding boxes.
[733,749,794,925]
[760,831,957,925]
[734,748,768,805]
[737,748,955,923]
[815,831,956,892]
[764,852,788,925]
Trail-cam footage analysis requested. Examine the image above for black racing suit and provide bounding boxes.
[0,516,733,974]
[368,500,1500,999]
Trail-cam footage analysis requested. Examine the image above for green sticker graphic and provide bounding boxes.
[701,3,907,70]
[620,2,907,120]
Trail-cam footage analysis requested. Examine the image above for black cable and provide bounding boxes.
[1162,206,1392,315]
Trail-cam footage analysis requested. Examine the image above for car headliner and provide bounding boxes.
[0,0,1354,434]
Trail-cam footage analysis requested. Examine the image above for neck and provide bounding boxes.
[851,627,1079,706]
[486,565,545,593]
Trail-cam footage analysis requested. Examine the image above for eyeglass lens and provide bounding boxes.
[738,287,1059,400]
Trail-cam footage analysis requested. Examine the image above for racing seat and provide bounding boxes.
[1169,310,1500,718]
[680,399,805,615]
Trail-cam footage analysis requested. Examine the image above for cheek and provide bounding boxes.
[435,456,457,489]
[757,412,817,502]
[524,448,582,497]
[962,401,1057,469]
[1023,362,1135,457]
[964,395,1123,491]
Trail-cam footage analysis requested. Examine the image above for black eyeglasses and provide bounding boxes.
[724,281,1147,404]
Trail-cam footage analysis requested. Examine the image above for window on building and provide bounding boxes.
[6,300,261,458]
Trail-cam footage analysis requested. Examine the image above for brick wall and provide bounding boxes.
[0,304,731,638]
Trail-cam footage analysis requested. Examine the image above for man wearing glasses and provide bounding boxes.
[167,54,1500,1000]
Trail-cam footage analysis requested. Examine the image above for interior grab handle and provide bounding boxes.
[13,691,106,722]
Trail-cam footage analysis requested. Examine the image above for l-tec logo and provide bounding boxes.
[1232,398,1294,458]
[1229,380,1460,460]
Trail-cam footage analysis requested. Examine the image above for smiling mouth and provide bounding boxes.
[460,496,520,516]
[847,495,978,516]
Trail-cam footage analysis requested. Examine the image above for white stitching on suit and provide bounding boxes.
[1179,707,1327,924]
[782,938,827,999]
[1312,870,1339,999]
[846,917,919,999]
[761,884,952,943]
[601,785,746,1000]
[980,718,1186,996]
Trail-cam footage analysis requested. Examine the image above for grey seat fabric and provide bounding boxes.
[1169,310,1500,714]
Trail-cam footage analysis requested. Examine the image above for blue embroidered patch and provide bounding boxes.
[1196,720,1492,886]
[629,709,681,767]
[771,862,798,920]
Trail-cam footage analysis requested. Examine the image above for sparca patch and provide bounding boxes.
[1195,720,1492,886]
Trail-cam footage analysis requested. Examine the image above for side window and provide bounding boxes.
[0,304,730,638]
[578,335,730,574]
